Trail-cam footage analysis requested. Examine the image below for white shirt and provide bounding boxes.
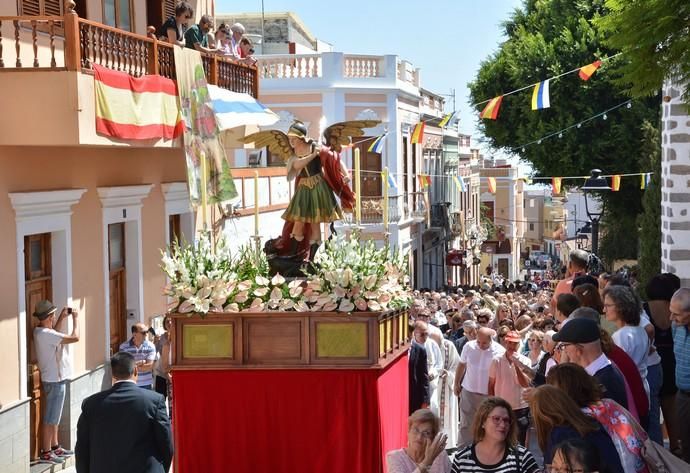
[34,327,66,383]
[459,340,505,394]
[489,352,531,409]
[585,352,611,376]
[612,324,650,396]
[425,338,444,387]
[640,312,662,366]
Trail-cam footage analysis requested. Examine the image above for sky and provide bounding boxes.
[216,0,523,144]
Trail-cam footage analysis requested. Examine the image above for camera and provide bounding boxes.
[67,307,73,314]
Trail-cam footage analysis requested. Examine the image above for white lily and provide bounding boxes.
[254,287,269,297]
[255,275,270,286]
[271,274,286,286]
[354,297,368,311]
[235,291,249,303]
[338,298,355,312]
[367,300,382,311]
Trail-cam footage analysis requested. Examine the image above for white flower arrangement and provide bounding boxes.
[162,232,412,316]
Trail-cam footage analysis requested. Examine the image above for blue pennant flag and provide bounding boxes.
[368,134,386,153]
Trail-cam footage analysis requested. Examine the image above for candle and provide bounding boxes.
[200,151,208,231]
[354,148,361,225]
[254,170,260,238]
[383,167,389,232]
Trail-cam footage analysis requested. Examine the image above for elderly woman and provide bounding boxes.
[451,397,539,472]
[526,329,545,367]
[547,363,649,473]
[387,409,450,473]
[603,285,650,401]
[491,304,511,330]
[532,330,557,386]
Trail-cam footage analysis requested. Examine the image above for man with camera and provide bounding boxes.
[33,300,80,464]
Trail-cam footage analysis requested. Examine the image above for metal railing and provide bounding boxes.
[344,195,402,224]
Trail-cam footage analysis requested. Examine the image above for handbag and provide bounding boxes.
[640,438,690,473]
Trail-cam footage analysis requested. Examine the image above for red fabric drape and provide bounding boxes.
[173,354,408,473]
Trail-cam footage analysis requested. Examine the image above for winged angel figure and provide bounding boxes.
[242,119,380,275]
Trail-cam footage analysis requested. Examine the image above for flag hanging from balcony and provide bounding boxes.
[385,172,398,189]
[641,173,651,190]
[418,174,431,188]
[552,177,562,195]
[611,174,621,191]
[207,85,279,131]
[453,175,467,193]
[368,134,386,154]
[487,177,497,194]
[579,60,602,81]
[531,80,550,110]
[480,96,503,120]
[411,122,425,144]
[92,64,182,140]
[174,48,238,206]
[438,111,457,128]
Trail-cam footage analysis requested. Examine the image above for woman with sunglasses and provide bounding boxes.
[387,409,450,473]
[451,397,539,473]
[157,1,193,47]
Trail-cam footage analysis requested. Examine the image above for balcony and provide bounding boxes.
[343,195,402,225]
[0,7,258,147]
[256,52,419,95]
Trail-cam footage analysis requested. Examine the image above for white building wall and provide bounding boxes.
[661,81,690,286]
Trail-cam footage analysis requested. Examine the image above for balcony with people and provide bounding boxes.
[0,1,259,147]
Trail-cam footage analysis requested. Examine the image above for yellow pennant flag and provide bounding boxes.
[552,177,562,195]
[611,175,621,191]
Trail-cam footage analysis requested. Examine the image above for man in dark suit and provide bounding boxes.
[75,352,173,473]
[409,321,430,414]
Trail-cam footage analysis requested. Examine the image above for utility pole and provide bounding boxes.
[261,0,266,54]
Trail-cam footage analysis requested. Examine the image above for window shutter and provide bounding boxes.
[43,0,63,16]
[20,0,41,16]
[163,0,175,19]
[20,0,63,16]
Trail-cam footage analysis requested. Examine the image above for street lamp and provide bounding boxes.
[581,169,610,256]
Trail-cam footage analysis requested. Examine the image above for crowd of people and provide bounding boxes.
[155,1,257,66]
[393,248,690,473]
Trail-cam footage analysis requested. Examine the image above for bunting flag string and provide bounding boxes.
[487,177,497,194]
[386,172,398,189]
[411,122,425,144]
[579,60,602,81]
[438,111,458,128]
[611,175,621,191]
[480,96,504,120]
[452,175,467,193]
[641,173,651,190]
[367,134,386,153]
[552,177,562,195]
[531,80,550,110]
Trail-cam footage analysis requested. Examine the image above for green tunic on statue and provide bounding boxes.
[282,155,343,223]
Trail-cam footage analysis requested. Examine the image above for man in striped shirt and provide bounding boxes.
[670,288,690,463]
[119,323,157,389]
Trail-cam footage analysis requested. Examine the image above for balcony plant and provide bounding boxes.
[161,232,411,315]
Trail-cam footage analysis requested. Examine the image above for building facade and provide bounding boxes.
[661,81,690,286]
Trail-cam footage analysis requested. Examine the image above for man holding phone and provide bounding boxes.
[33,300,80,464]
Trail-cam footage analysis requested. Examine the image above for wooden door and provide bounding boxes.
[498,258,509,280]
[146,0,165,34]
[108,223,127,357]
[356,140,382,197]
[169,214,181,246]
[25,233,52,461]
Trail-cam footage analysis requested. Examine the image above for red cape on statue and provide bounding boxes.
[275,146,355,256]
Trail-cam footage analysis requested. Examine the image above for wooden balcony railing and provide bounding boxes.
[343,195,402,225]
[0,2,258,97]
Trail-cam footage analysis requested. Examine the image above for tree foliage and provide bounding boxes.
[636,121,661,297]
[468,0,660,263]
[597,0,690,100]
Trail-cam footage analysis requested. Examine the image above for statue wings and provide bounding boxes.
[322,120,381,153]
[240,130,293,161]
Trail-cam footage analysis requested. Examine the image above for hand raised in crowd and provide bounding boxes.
[421,432,447,469]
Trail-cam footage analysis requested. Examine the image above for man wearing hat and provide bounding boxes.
[33,300,80,464]
[552,317,628,409]
[488,330,532,445]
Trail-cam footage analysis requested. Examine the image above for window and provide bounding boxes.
[20,0,61,16]
[529,223,534,231]
[103,0,133,31]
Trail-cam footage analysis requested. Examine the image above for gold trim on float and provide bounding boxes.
[183,324,234,358]
[385,319,393,353]
[316,322,368,358]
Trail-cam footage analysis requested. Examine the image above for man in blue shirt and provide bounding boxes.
[671,287,690,462]
[118,323,156,389]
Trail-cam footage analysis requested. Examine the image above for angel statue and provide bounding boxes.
[242,119,380,276]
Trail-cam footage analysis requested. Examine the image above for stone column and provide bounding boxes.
[661,81,690,286]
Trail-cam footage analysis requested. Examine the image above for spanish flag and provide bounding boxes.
[611,175,621,191]
[418,174,431,189]
[411,122,425,144]
[92,64,182,140]
[531,80,550,110]
[578,60,602,81]
[480,96,503,120]
[552,177,562,195]
[487,177,497,194]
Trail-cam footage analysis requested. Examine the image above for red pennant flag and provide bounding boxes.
[411,122,425,144]
[480,96,504,120]
[579,60,602,81]
[487,177,497,194]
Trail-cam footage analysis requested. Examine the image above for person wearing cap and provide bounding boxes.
[552,317,628,409]
[488,330,532,445]
[33,300,80,464]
